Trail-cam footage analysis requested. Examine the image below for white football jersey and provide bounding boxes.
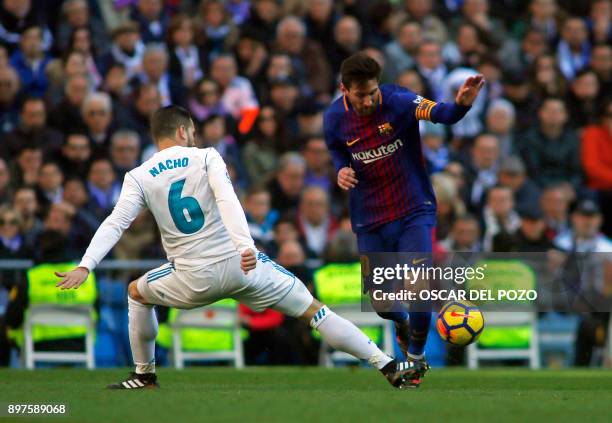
[79,146,255,271]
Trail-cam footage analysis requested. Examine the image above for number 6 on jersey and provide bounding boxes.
[168,178,204,234]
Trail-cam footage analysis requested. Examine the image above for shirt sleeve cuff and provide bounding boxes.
[78,257,97,273]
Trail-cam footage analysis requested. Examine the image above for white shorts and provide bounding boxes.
[136,252,313,317]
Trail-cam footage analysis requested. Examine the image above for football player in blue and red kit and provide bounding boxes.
[324,53,484,387]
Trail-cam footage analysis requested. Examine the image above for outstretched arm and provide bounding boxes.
[56,174,145,289]
[416,74,485,125]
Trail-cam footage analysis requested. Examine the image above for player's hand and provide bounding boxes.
[337,167,358,190]
[455,74,485,106]
[55,267,89,290]
[241,249,257,274]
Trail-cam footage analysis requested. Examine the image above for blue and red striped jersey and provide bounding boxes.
[324,84,470,233]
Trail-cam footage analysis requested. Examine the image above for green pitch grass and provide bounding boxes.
[1,368,611,422]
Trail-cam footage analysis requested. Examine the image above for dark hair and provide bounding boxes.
[340,52,381,89]
[150,105,193,142]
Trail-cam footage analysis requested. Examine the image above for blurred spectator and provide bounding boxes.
[304,0,337,48]
[268,76,300,130]
[327,15,362,75]
[432,172,466,241]
[0,0,52,53]
[48,74,91,134]
[130,0,168,44]
[54,132,92,180]
[511,0,565,43]
[421,121,449,174]
[67,27,103,88]
[266,152,305,214]
[440,214,482,252]
[99,21,145,80]
[62,177,100,230]
[415,39,447,102]
[587,0,611,45]
[392,0,448,44]
[81,91,115,155]
[296,186,338,257]
[501,70,539,131]
[273,15,332,98]
[482,185,521,251]
[384,19,421,83]
[540,183,571,240]
[442,67,486,139]
[295,100,324,138]
[302,136,335,194]
[110,130,141,180]
[226,0,251,26]
[242,105,280,183]
[503,27,549,75]
[0,158,10,204]
[9,25,50,97]
[565,68,602,128]
[529,53,567,99]
[556,17,590,81]
[517,97,581,189]
[0,65,20,135]
[452,0,507,50]
[497,155,541,216]
[132,43,186,107]
[240,0,282,45]
[581,99,612,237]
[242,30,272,79]
[463,133,500,214]
[210,54,259,134]
[485,98,516,159]
[244,186,278,245]
[188,77,229,122]
[589,44,611,95]
[396,68,432,98]
[255,52,302,104]
[35,161,63,208]
[167,14,204,89]
[86,158,120,221]
[199,0,239,57]
[117,83,161,152]
[103,64,130,108]
[113,210,157,260]
[12,186,41,248]
[494,206,553,252]
[199,114,244,184]
[11,145,41,187]
[55,0,109,56]
[1,96,62,160]
[0,206,32,259]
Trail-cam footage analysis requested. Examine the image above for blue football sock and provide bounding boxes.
[407,311,431,356]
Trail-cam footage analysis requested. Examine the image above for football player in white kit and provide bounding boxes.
[55,106,427,389]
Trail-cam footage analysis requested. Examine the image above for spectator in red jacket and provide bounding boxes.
[581,98,612,236]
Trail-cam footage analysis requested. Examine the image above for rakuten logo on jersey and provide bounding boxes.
[351,139,403,164]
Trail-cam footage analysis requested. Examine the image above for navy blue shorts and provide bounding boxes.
[357,212,435,254]
[358,212,435,295]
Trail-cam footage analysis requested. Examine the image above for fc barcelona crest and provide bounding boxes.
[377,122,393,136]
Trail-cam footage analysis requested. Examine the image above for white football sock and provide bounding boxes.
[311,306,393,370]
[128,296,158,374]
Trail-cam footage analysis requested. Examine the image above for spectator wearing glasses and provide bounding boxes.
[81,91,115,156]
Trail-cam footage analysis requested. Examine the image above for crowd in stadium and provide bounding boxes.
[0,0,610,367]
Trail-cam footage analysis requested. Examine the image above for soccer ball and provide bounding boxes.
[436,300,484,346]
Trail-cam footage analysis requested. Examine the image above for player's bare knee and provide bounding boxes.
[128,281,147,304]
[299,298,325,324]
